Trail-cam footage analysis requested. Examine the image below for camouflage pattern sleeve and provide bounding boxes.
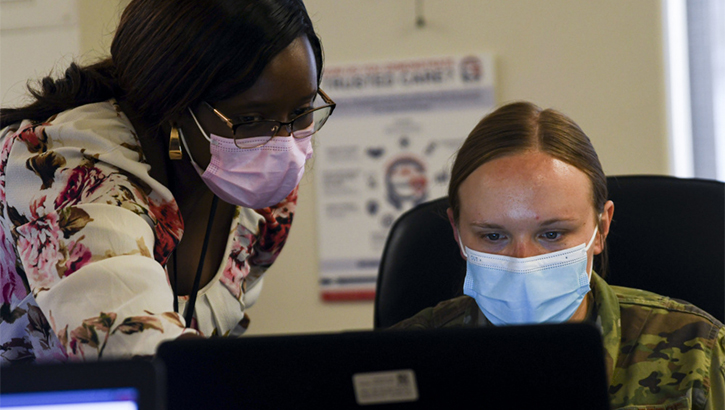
[388,308,435,330]
[706,326,725,410]
[390,273,725,410]
[388,296,479,330]
[608,283,725,410]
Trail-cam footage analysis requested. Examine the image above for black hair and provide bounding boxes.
[0,0,323,131]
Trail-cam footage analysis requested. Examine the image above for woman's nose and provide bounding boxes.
[274,122,293,137]
[508,240,541,259]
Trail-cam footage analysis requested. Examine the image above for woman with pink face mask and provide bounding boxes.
[392,102,725,409]
[0,0,334,363]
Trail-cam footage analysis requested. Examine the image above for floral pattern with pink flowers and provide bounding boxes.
[0,132,13,210]
[251,186,298,266]
[221,226,255,299]
[0,221,25,303]
[54,163,109,209]
[1,109,188,363]
[1,101,297,363]
[14,205,94,290]
[15,211,63,290]
[147,196,184,266]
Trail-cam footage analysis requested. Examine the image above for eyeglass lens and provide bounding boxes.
[233,106,332,140]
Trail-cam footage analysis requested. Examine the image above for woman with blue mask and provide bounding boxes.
[0,0,334,363]
[392,102,724,409]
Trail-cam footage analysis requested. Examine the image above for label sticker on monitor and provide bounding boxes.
[352,369,419,405]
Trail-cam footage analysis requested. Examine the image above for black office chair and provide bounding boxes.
[374,175,725,329]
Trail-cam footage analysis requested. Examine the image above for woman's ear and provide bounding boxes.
[594,200,615,254]
[447,208,467,260]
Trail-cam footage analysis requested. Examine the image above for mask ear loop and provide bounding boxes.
[178,127,205,176]
[585,213,603,251]
[585,225,599,251]
[584,216,602,279]
[455,228,468,259]
[188,107,212,142]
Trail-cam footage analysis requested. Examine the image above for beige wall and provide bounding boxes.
[66,0,668,335]
[247,0,669,335]
[77,0,130,64]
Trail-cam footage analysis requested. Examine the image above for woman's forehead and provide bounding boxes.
[215,36,317,112]
[458,151,595,223]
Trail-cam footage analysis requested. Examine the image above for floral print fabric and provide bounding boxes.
[0,101,295,362]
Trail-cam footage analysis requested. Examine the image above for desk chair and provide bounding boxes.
[374,175,725,329]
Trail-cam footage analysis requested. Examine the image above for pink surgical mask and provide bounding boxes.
[179,108,313,209]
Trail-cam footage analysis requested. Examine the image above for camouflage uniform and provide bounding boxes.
[391,273,725,410]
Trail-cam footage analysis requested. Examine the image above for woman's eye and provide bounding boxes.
[484,233,502,241]
[292,106,313,117]
[239,115,264,123]
[542,232,562,240]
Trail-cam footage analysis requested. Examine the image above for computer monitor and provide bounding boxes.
[156,323,610,409]
[0,360,164,410]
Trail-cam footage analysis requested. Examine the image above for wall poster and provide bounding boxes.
[316,54,496,301]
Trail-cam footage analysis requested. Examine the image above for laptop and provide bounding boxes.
[0,360,164,410]
[156,323,610,409]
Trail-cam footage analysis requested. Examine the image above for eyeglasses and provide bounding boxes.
[204,89,336,149]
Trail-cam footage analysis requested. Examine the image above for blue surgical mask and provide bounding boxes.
[458,227,598,326]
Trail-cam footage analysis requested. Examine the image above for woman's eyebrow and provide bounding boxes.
[301,89,318,102]
[470,222,505,229]
[228,90,318,113]
[539,218,578,227]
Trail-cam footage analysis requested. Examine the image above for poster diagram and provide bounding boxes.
[316,54,496,301]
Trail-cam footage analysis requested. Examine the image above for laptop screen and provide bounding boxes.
[156,323,610,410]
[1,387,139,410]
[0,361,161,410]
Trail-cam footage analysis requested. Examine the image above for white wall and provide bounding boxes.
[0,0,669,335]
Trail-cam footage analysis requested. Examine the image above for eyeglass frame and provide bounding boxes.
[203,88,336,143]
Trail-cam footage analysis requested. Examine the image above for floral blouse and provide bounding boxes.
[0,100,296,362]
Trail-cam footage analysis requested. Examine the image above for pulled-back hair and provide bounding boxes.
[0,0,323,131]
[448,101,609,274]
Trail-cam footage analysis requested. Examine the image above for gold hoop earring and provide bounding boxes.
[169,124,182,160]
